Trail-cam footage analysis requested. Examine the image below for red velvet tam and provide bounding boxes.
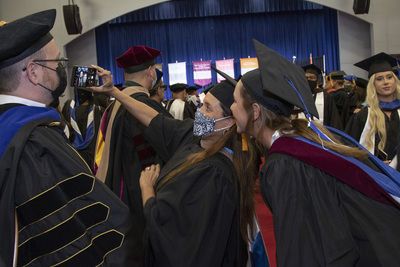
[116,45,161,73]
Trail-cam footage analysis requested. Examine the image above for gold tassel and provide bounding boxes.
[241,133,248,151]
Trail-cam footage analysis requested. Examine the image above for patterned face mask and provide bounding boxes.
[193,109,231,137]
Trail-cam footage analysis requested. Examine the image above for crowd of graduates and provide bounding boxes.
[2,8,400,267]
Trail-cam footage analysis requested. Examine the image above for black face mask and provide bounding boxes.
[39,62,68,100]
[307,80,317,91]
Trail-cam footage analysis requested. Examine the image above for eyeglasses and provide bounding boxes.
[22,57,68,71]
[34,57,69,68]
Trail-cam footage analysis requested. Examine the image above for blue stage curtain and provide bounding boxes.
[96,0,339,99]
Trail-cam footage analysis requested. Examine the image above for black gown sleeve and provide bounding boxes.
[5,122,143,266]
[323,92,343,130]
[144,113,195,163]
[344,106,368,142]
[143,157,244,267]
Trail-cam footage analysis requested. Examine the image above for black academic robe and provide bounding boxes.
[345,106,400,161]
[260,136,400,267]
[62,101,104,172]
[329,88,349,117]
[166,98,196,120]
[0,104,142,266]
[341,93,357,129]
[101,88,173,244]
[319,91,343,130]
[142,114,247,267]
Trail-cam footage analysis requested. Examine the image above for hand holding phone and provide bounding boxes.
[71,66,98,89]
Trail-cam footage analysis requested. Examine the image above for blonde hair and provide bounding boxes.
[365,73,400,152]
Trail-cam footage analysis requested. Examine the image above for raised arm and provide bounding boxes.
[91,65,158,127]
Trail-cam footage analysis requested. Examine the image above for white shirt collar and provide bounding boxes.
[0,95,46,107]
[270,130,281,147]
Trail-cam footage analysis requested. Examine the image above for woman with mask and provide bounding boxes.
[91,65,258,267]
[345,53,400,166]
[229,39,400,266]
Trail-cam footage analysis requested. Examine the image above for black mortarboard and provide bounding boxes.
[328,70,346,80]
[202,83,216,95]
[208,80,235,108]
[169,83,188,93]
[211,66,238,87]
[302,64,322,77]
[0,9,56,69]
[241,39,318,118]
[354,52,398,78]
[355,77,369,88]
[186,85,200,95]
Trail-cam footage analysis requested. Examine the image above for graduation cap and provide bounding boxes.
[169,83,188,93]
[355,77,369,88]
[240,39,319,118]
[344,75,357,82]
[0,9,56,69]
[327,70,346,80]
[155,68,163,82]
[344,75,357,86]
[116,45,161,73]
[302,64,322,77]
[186,85,201,95]
[211,66,238,87]
[354,52,398,78]
[202,83,216,95]
[208,80,235,108]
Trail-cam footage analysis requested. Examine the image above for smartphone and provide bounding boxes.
[71,65,97,89]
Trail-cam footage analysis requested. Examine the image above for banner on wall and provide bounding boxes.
[193,60,212,86]
[168,62,187,85]
[240,57,258,75]
[215,59,235,83]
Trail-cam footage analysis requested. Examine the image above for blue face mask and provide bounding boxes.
[193,109,231,137]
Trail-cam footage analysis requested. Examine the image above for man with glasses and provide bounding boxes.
[0,9,142,266]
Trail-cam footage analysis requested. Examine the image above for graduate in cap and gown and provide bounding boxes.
[95,45,173,246]
[166,83,196,120]
[0,9,142,266]
[295,64,343,130]
[90,66,259,267]
[325,70,349,117]
[149,68,168,106]
[230,39,400,266]
[186,85,202,111]
[345,53,400,165]
[341,76,368,128]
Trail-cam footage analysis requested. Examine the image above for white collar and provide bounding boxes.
[270,130,281,147]
[0,95,46,107]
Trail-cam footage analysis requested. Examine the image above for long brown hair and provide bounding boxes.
[157,103,259,244]
[239,85,369,161]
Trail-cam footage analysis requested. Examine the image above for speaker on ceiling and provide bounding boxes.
[353,0,370,14]
[63,4,82,35]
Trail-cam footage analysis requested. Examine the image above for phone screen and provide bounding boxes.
[71,66,97,88]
